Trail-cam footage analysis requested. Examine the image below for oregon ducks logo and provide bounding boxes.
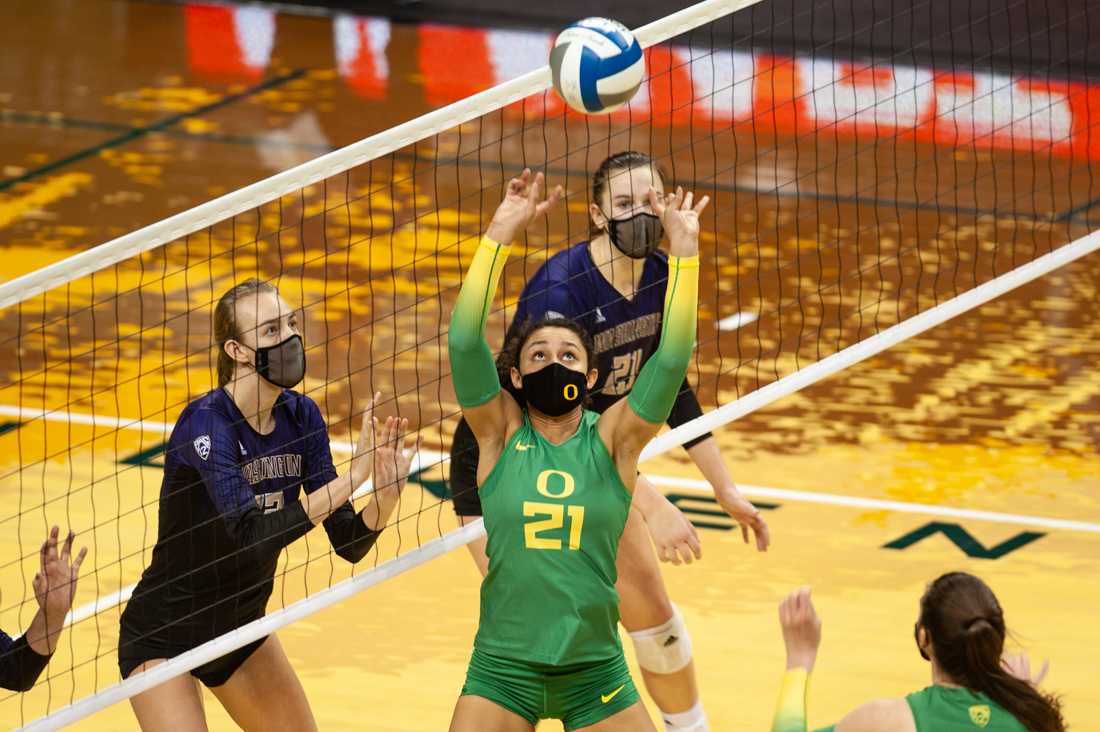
[969,704,990,728]
[563,383,579,401]
[536,469,575,499]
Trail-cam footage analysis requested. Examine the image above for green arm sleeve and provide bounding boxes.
[449,236,511,408]
[627,255,699,424]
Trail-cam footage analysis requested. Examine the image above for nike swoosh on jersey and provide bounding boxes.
[600,684,626,704]
[515,443,534,451]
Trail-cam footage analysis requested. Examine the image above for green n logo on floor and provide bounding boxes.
[666,492,779,531]
[119,441,167,468]
[884,521,1044,559]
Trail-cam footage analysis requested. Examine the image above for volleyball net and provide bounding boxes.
[1,0,1098,727]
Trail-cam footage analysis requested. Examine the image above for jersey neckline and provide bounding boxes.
[581,240,662,306]
[218,386,286,438]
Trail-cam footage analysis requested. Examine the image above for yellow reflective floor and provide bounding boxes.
[2,2,1099,730]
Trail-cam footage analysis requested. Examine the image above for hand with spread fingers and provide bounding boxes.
[363,412,420,531]
[30,526,88,656]
[647,185,710,257]
[485,168,565,246]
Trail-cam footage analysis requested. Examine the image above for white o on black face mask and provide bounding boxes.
[605,211,664,259]
[236,334,306,389]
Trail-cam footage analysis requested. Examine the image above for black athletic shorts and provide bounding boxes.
[118,634,267,688]
[450,416,483,517]
[118,577,271,688]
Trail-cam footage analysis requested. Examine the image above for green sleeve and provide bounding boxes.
[627,255,699,423]
[448,236,511,408]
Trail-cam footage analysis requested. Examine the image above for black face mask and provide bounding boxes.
[240,334,306,389]
[606,211,663,259]
[520,362,588,417]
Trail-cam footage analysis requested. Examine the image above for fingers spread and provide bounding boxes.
[693,194,710,215]
[72,546,88,576]
[61,531,75,563]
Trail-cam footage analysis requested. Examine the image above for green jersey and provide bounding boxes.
[906,685,1027,731]
[474,410,632,666]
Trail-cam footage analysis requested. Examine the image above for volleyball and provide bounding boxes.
[549,17,645,114]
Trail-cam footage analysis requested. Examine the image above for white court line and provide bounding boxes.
[717,311,758,331]
[648,476,1100,534]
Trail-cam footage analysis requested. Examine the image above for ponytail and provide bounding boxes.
[920,574,1065,732]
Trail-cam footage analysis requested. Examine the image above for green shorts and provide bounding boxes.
[461,647,639,730]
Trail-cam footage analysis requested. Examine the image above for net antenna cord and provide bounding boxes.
[0,0,749,314]
[20,228,1100,731]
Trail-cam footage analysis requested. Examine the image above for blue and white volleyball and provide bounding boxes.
[550,18,645,114]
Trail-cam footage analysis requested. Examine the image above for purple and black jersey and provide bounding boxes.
[0,630,49,691]
[120,388,378,659]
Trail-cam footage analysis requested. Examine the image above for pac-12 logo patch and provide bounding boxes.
[194,435,211,461]
[969,704,990,728]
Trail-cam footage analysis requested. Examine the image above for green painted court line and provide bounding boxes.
[0,69,306,193]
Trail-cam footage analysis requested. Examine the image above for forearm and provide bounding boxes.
[323,503,383,563]
[772,668,810,732]
[630,474,666,518]
[24,608,61,658]
[0,633,50,691]
[628,255,699,423]
[686,437,737,493]
[449,236,511,408]
[301,470,360,525]
[360,486,401,531]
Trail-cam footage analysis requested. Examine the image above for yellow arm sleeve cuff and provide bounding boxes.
[771,668,810,732]
[627,254,699,423]
[448,236,511,408]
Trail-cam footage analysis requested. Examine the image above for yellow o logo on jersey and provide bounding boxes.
[969,705,990,728]
[563,383,579,401]
[536,469,575,499]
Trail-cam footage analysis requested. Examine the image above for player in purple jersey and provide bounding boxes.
[449,152,771,732]
[120,279,418,732]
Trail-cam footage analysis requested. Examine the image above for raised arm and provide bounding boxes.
[772,587,913,732]
[601,187,707,459]
[300,398,418,563]
[195,396,378,558]
[448,169,562,450]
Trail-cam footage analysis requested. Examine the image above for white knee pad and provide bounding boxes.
[628,604,693,675]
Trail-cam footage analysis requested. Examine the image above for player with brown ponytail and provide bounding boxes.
[769,572,1064,732]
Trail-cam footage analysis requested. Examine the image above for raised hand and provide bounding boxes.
[364,414,420,531]
[779,586,822,672]
[350,392,381,486]
[31,526,87,653]
[647,186,709,257]
[485,169,564,246]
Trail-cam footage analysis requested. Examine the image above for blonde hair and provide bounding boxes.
[213,279,278,387]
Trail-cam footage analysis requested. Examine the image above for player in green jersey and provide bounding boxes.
[770,573,1065,732]
[447,168,708,731]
